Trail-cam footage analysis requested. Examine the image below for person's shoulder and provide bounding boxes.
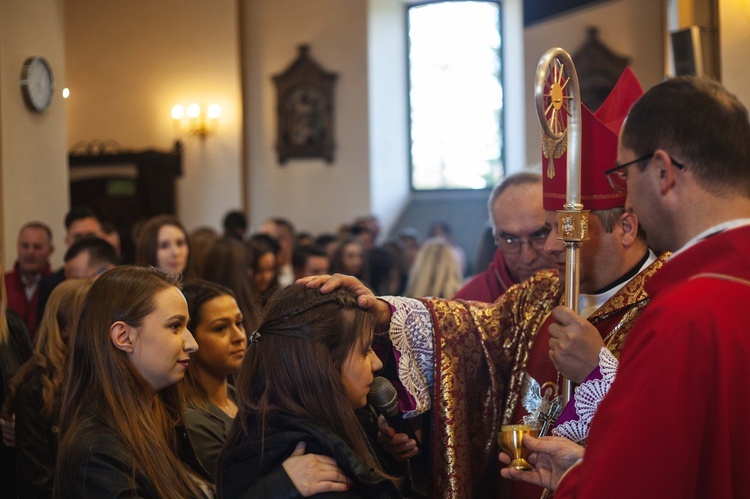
[39,269,65,288]
[57,419,158,499]
[505,269,560,299]
[70,418,128,452]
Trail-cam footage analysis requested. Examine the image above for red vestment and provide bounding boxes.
[453,249,516,303]
[556,225,750,498]
[407,255,666,498]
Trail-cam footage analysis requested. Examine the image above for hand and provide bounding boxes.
[499,435,584,490]
[547,306,605,383]
[282,441,351,496]
[297,274,392,329]
[0,415,15,448]
[377,415,419,461]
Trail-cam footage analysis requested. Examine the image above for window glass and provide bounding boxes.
[408,1,503,190]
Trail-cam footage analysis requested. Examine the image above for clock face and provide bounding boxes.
[20,57,54,113]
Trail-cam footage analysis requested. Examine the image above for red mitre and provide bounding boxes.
[542,68,644,211]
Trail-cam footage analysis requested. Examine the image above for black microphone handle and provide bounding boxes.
[381,412,420,456]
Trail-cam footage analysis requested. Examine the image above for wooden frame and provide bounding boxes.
[273,45,338,164]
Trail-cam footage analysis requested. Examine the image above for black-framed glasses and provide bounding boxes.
[495,231,550,254]
[605,153,686,192]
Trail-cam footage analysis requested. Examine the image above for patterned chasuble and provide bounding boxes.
[420,254,668,499]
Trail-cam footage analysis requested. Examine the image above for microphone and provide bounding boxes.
[368,376,420,454]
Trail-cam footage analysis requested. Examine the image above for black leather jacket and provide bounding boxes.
[0,310,32,498]
[53,415,211,498]
[218,414,401,499]
[14,374,58,498]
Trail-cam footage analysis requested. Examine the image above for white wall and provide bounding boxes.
[0,0,69,268]
[65,0,243,233]
[367,0,409,236]
[719,0,750,107]
[523,0,665,168]
[242,0,371,235]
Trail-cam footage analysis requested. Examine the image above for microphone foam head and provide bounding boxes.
[368,376,399,417]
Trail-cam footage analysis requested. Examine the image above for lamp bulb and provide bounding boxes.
[171,104,185,120]
[187,103,201,118]
[207,104,221,120]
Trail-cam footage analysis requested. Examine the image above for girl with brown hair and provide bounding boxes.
[135,215,191,276]
[3,279,91,498]
[200,237,256,327]
[218,285,400,498]
[180,279,246,481]
[54,266,209,498]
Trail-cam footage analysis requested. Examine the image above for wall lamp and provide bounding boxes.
[171,103,221,139]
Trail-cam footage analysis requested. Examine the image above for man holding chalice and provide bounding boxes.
[501,75,750,498]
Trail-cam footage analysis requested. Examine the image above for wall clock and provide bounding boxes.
[20,56,54,113]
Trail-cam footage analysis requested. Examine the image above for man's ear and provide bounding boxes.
[110,321,136,353]
[619,210,640,247]
[653,149,678,195]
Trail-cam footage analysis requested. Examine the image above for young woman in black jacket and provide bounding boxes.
[218,285,401,498]
[54,266,210,498]
[3,279,91,498]
[0,258,33,499]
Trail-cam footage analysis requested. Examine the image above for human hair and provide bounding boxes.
[331,236,370,282]
[63,236,119,267]
[201,237,256,327]
[19,221,53,242]
[404,237,464,298]
[292,245,328,272]
[134,214,191,272]
[246,234,280,265]
[64,207,99,230]
[3,279,92,419]
[246,234,280,299]
[294,232,315,248]
[315,233,337,248]
[270,217,295,239]
[188,227,220,278]
[225,286,386,478]
[621,76,750,197]
[350,224,373,238]
[223,211,247,234]
[428,220,453,238]
[487,172,542,223]
[593,207,646,241]
[57,266,203,498]
[180,279,238,411]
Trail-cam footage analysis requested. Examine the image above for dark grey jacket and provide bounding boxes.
[218,414,401,499]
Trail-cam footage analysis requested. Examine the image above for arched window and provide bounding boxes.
[407,0,503,190]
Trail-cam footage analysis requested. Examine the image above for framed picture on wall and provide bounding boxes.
[273,45,338,164]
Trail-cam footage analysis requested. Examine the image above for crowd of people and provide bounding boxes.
[0,196,462,497]
[0,72,748,498]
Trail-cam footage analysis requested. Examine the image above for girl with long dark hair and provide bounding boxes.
[55,266,209,498]
[218,286,400,498]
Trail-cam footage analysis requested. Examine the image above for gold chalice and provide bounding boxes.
[498,424,538,471]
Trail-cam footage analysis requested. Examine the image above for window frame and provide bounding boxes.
[405,0,505,193]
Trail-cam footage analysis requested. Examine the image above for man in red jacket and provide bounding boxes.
[502,76,750,499]
[454,172,555,302]
[4,222,54,339]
